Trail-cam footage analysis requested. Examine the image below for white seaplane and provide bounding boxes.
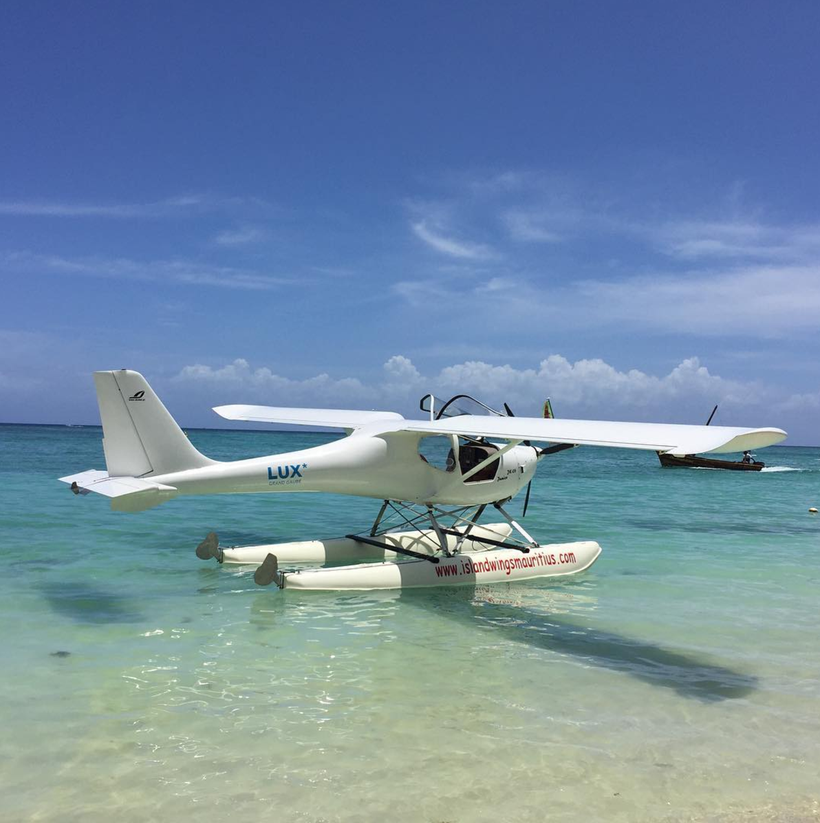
[60,370,786,591]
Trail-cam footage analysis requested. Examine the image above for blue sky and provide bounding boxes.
[1,1,819,443]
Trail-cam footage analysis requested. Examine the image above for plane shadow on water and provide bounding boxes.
[37,581,144,624]
[397,585,759,703]
[36,568,758,702]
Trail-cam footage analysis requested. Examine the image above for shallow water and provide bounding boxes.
[1,424,819,822]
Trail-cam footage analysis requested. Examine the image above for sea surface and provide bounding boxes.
[1,424,819,822]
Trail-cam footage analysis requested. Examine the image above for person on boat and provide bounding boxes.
[741,450,756,464]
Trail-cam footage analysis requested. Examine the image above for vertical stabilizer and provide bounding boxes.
[543,398,555,419]
[94,370,214,477]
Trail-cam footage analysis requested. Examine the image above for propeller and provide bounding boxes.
[522,477,533,518]
[503,402,534,516]
[502,402,531,446]
[503,399,575,517]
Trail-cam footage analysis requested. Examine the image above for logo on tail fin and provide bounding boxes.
[129,390,145,402]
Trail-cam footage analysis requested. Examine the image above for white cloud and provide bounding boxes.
[0,194,271,219]
[411,220,495,260]
[463,170,531,194]
[214,225,268,246]
[502,210,565,243]
[654,219,820,262]
[392,261,820,338]
[175,359,375,405]
[431,355,760,417]
[173,354,778,427]
[383,355,422,384]
[414,171,820,277]
[778,391,820,412]
[576,264,820,336]
[2,251,299,291]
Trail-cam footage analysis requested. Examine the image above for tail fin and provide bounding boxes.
[543,398,555,419]
[94,370,214,477]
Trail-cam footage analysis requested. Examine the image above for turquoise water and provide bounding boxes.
[2,424,819,822]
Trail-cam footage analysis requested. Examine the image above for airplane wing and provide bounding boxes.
[397,416,786,456]
[213,404,405,431]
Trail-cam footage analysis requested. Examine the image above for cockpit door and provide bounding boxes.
[458,441,501,483]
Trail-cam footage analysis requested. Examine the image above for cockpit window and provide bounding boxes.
[417,435,456,472]
[459,442,500,483]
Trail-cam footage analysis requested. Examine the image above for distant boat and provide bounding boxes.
[656,404,764,470]
[657,452,764,471]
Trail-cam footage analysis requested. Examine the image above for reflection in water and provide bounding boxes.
[248,590,288,629]
[38,581,143,624]
[248,588,402,635]
[398,584,758,702]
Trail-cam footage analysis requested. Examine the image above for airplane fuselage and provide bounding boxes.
[148,429,539,506]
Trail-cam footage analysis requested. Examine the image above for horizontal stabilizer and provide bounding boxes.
[396,417,786,456]
[59,470,178,512]
[213,404,405,431]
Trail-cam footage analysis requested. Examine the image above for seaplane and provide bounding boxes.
[60,370,786,591]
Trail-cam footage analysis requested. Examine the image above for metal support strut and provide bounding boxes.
[344,533,440,564]
[344,499,538,562]
[492,501,539,547]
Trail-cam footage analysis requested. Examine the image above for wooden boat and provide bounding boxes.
[657,452,764,471]
[656,405,765,470]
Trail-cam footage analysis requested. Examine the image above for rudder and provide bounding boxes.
[94,370,214,477]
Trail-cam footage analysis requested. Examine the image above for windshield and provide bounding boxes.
[418,393,505,420]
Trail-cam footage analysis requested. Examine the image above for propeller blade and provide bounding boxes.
[503,403,531,446]
[507,398,535,515]
[195,532,223,563]
[538,443,576,456]
[522,480,532,518]
[706,404,718,426]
